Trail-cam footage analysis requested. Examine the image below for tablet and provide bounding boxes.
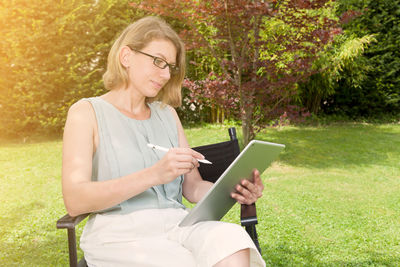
[179,139,285,227]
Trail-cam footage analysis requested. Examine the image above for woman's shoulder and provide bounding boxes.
[150,101,178,118]
[149,101,175,112]
[67,98,97,124]
[69,98,94,112]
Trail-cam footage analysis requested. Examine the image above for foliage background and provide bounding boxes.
[0,1,399,265]
[319,0,400,117]
[0,0,143,138]
[0,0,399,139]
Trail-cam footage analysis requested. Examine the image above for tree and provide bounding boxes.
[322,0,400,117]
[299,32,376,114]
[0,0,143,138]
[132,0,340,145]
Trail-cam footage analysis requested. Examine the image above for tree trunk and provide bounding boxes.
[211,107,216,123]
[241,102,254,146]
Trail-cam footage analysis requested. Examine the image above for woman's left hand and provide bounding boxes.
[230,169,264,205]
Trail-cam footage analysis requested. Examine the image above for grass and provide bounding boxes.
[0,123,399,266]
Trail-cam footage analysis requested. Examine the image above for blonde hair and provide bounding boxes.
[103,16,185,107]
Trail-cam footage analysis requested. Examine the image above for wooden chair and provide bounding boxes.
[57,127,260,267]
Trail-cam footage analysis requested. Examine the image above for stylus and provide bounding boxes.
[147,143,212,164]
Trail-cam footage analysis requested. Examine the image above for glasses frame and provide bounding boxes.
[127,45,179,75]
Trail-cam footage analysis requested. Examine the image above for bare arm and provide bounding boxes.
[168,107,214,203]
[62,101,201,216]
[62,101,160,216]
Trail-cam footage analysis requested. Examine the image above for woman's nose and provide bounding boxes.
[159,67,171,80]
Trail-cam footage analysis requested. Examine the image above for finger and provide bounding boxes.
[175,154,200,169]
[241,179,256,192]
[246,181,264,199]
[230,192,245,203]
[192,157,200,167]
[177,147,205,160]
[231,192,254,205]
[240,179,263,201]
[241,179,263,197]
[252,169,264,189]
[190,162,195,170]
[252,169,260,181]
[177,161,195,170]
[174,147,199,156]
[174,148,205,162]
[171,147,193,158]
[235,184,253,200]
[175,154,195,163]
[253,169,260,176]
[191,149,205,161]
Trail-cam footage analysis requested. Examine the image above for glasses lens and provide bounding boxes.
[153,58,168,69]
[153,56,179,75]
[170,65,179,75]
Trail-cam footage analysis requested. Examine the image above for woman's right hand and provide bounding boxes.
[151,147,204,185]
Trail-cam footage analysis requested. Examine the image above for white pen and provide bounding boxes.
[147,143,212,164]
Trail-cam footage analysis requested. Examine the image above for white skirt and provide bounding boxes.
[80,208,266,267]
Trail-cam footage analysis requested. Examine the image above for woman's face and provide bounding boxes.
[127,39,177,98]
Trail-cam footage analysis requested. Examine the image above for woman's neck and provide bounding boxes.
[101,89,150,120]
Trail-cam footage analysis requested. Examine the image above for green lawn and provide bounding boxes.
[1,123,399,266]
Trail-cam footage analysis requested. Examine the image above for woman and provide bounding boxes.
[62,16,266,267]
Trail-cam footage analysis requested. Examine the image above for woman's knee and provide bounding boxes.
[205,222,250,244]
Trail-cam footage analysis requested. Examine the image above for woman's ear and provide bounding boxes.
[119,46,131,68]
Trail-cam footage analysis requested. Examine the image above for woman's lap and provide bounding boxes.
[82,237,196,267]
[80,208,265,267]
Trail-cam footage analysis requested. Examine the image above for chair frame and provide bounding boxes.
[57,127,260,267]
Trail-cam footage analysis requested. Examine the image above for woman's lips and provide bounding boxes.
[151,80,163,89]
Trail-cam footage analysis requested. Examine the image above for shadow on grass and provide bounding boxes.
[0,224,75,266]
[0,201,45,236]
[256,124,400,169]
[0,202,81,266]
[262,244,400,266]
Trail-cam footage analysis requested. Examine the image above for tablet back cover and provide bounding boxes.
[179,140,285,227]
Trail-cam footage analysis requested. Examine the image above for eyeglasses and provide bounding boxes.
[127,45,179,75]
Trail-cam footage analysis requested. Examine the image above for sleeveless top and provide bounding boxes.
[84,97,185,215]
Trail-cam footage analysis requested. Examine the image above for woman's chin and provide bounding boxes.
[147,88,162,98]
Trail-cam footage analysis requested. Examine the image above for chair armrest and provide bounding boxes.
[56,213,90,229]
[240,203,258,226]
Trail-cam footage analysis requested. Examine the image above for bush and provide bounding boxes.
[322,0,400,117]
[0,0,143,138]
